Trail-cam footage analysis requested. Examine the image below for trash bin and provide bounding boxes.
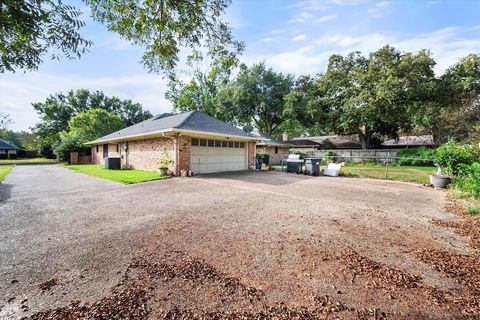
[286,161,302,174]
[304,158,321,176]
[104,157,121,170]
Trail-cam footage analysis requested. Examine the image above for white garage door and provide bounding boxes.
[190,138,247,174]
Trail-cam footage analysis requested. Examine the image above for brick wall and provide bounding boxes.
[247,141,256,170]
[177,135,191,174]
[256,146,289,164]
[121,138,175,173]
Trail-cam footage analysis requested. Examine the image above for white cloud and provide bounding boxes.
[288,11,316,24]
[317,14,338,23]
[376,1,389,7]
[248,26,480,76]
[292,34,307,41]
[259,37,276,43]
[0,73,172,131]
[327,0,363,5]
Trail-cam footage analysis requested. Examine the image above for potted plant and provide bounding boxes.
[430,142,478,189]
[158,149,172,176]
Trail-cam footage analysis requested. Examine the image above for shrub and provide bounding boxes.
[256,153,270,165]
[395,147,435,166]
[455,162,480,199]
[434,142,479,176]
[466,205,480,216]
[322,151,336,164]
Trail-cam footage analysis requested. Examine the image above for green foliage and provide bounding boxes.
[65,164,168,184]
[466,205,480,216]
[455,163,480,199]
[54,109,125,159]
[395,147,435,166]
[322,151,336,164]
[33,89,151,156]
[230,62,294,135]
[325,46,436,149]
[0,112,13,138]
[434,142,479,176]
[414,54,480,143]
[158,149,173,169]
[87,0,242,75]
[0,0,92,72]
[256,153,270,165]
[167,47,240,123]
[0,165,13,183]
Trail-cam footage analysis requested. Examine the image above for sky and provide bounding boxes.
[1,0,479,131]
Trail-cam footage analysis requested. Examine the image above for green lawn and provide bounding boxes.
[0,158,56,165]
[0,165,13,182]
[341,164,436,184]
[64,164,169,184]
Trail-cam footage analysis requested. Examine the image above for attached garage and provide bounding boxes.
[87,111,258,175]
[190,138,247,174]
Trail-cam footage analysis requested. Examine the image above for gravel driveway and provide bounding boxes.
[0,165,473,319]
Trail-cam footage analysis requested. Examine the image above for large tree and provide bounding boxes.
[32,89,152,156]
[166,46,239,122]
[0,112,13,138]
[0,0,92,72]
[284,74,333,137]
[415,54,480,143]
[323,46,436,149]
[229,62,294,135]
[54,108,125,159]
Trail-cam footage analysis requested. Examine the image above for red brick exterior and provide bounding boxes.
[248,141,256,170]
[91,135,256,175]
[256,146,290,164]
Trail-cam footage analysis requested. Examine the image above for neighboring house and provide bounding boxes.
[289,135,361,152]
[0,139,19,159]
[86,111,259,175]
[251,129,292,164]
[382,135,436,148]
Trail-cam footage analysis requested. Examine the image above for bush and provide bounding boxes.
[455,162,480,198]
[434,142,479,176]
[395,147,435,166]
[256,153,270,165]
[322,151,336,164]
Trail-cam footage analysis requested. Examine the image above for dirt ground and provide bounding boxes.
[1,166,479,319]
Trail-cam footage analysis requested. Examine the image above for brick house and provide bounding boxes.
[251,130,292,164]
[87,111,259,175]
[0,139,19,159]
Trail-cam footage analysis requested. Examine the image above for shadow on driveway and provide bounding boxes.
[193,170,316,186]
[0,183,13,202]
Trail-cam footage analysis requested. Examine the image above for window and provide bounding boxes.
[215,140,221,147]
[96,145,99,152]
[116,144,119,152]
[200,139,207,146]
[228,141,234,148]
[275,147,278,154]
[191,138,199,146]
[208,140,214,147]
[222,141,228,147]
[234,142,239,148]
[239,142,245,148]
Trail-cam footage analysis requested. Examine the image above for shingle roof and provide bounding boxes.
[251,129,291,147]
[88,110,257,144]
[0,139,19,150]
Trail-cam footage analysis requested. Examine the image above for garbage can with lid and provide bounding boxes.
[304,158,321,176]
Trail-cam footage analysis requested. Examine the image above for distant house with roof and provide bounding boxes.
[0,139,19,159]
[382,135,436,148]
[86,111,259,175]
[250,129,292,164]
[289,135,361,152]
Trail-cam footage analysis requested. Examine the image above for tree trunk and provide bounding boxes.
[359,127,372,149]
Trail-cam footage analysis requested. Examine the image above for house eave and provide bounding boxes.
[85,128,260,145]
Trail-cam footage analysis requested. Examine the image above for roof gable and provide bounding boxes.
[88,111,256,144]
[0,139,19,149]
